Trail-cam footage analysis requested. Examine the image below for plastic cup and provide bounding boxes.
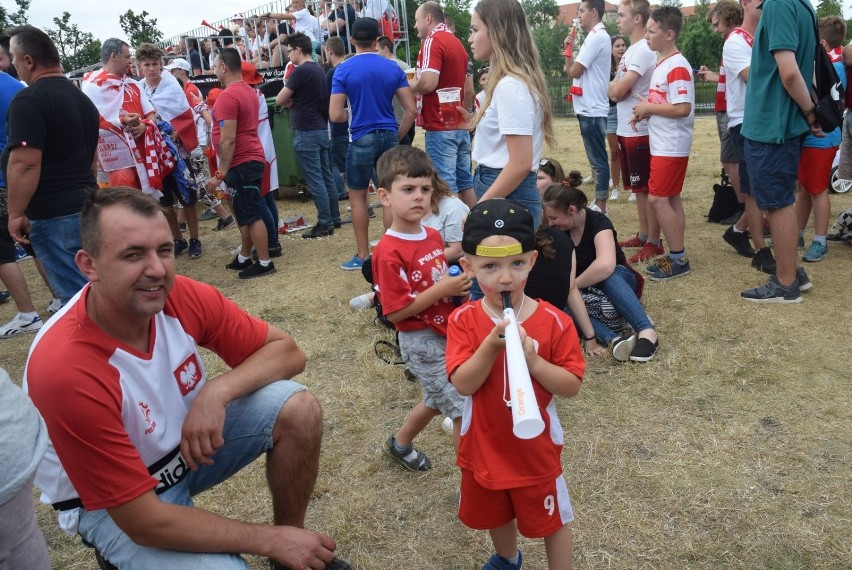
[436,87,462,129]
[405,68,416,81]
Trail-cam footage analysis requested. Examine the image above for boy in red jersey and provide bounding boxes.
[372,146,471,471]
[446,199,585,570]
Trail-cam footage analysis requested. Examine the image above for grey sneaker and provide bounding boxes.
[741,275,802,303]
[796,267,813,292]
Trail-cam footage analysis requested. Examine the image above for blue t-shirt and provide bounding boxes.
[331,52,407,141]
[0,72,24,187]
[804,59,847,149]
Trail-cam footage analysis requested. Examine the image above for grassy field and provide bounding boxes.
[3,116,851,569]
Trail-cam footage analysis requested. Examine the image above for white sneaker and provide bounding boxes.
[47,298,62,314]
[441,416,454,434]
[0,314,42,338]
[628,192,637,202]
[582,174,595,184]
[349,292,375,309]
[609,186,621,200]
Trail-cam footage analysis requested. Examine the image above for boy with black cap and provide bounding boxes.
[446,198,585,570]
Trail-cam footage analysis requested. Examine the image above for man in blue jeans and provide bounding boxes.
[411,1,476,208]
[4,25,96,304]
[277,32,340,239]
[330,17,416,270]
[324,37,349,200]
[565,0,612,213]
[25,187,351,570]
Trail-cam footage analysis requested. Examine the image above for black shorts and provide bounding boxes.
[0,215,36,264]
[158,172,198,208]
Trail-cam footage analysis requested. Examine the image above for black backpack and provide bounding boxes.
[799,0,845,132]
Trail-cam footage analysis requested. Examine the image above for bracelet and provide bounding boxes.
[801,105,816,117]
[581,333,595,342]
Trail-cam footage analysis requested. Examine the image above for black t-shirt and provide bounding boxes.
[326,66,349,136]
[286,61,329,131]
[572,208,626,281]
[1,77,98,219]
[188,49,203,73]
[525,226,574,309]
[328,5,358,52]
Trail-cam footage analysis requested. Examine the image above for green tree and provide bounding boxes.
[119,9,163,46]
[522,0,559,29]
[816,0,843,18]
[0,0,29,30]
[534,23,570,78]
[679,14,722,70]
[46,11,102,72]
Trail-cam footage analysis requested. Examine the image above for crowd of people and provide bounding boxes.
[0,0,850,567]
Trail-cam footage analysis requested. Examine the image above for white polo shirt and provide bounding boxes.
[571,22,611,117]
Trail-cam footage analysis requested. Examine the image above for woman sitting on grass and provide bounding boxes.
[542,180,659,363]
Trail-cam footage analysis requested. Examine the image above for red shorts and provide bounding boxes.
[797,146,836,195]
[648,155,689,197]
[108,167,142,190]
[458,468,574,539]
[617,135,651,192]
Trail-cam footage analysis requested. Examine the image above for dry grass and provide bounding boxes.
[3,117,851,569]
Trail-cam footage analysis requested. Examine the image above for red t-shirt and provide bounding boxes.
[373,227,456,336]
[211,80,265,167]
[416,24,469,131]
[25,276,268,520]
[446,300,585,490]
[183,81,203,108]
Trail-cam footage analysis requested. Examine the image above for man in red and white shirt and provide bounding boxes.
[698,1,746,230]
[24,187,350,570]
[566,0,612,212]
[608,0,662,264]
[411,1,475,208]
[631,6,694,281]
[720,0,768,264]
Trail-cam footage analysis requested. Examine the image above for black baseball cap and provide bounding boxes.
[351,17,380,41]
[462,199,536,257]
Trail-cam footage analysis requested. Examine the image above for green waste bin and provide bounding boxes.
[266,97,306,188]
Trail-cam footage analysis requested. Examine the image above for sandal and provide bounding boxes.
[384,436,432,471]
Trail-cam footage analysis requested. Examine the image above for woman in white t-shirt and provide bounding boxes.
[466,0,555,229]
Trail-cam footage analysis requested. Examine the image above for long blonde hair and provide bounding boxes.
[471,0,555,148]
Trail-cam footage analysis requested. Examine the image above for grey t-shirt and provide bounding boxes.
[0,368,48,504]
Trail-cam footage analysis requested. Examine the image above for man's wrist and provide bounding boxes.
[213,170,227,180]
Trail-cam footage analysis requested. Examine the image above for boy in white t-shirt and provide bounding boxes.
[630,6,695,281]
[607,0,662,264]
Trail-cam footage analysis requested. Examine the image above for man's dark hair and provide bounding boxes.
[217,47,242,72]
[325,36,345,57]
[376,35,394,53]
[81,187,164,257]
[0,34,9,57]
[4,25,61,67]
[583,0,606,20]
[444,14,455,28]
[101,38,129,64]
[282,32,313,55]
[135,43,164,63]
[651,6,683,36]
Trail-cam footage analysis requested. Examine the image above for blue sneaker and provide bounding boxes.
[14,245,31,262]
[340,255,366,271]
[483,550,522,570]
[802,240,827,262]
[647,257,691,281]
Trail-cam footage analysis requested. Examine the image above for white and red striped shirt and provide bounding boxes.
[647,52,695,157]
